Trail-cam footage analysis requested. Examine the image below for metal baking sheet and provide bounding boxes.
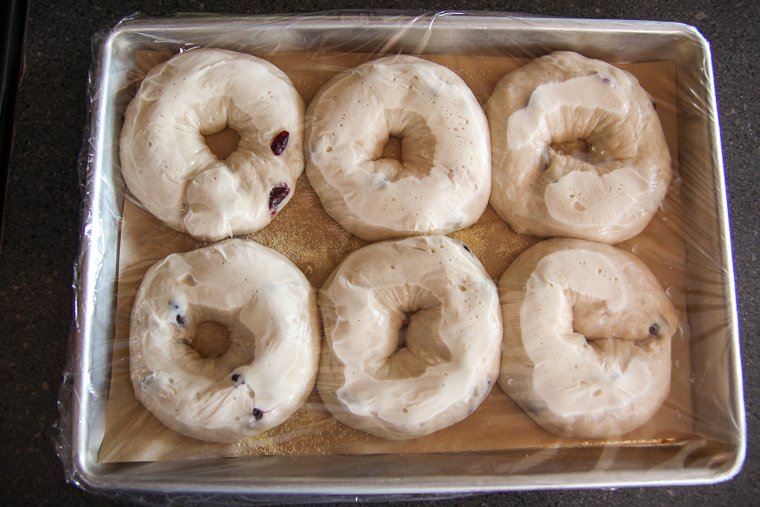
[67,13,745,495]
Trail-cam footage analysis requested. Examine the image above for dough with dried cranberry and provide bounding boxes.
[120,49,303,240]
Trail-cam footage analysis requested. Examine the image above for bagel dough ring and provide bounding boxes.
[306,55,491,241]
[318,235,502,439]
[129,239,320,443]
[487,51,671,243]
[498,238,677,438]
[120,48,304,241]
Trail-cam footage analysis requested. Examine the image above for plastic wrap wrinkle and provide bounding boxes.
[50,13,746,497]
[95,46,697,463]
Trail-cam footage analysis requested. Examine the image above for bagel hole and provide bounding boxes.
[371,309,430,380]
[395,311,416,352]
[375,110,436,181]
[381,136,403,162]
[549,139,592,163]
[180,273,198,287]
[572,294,658,343]
[191,320,232,359]
[571,297,615,342]
[372,305,452,381]
[204,126,241,161]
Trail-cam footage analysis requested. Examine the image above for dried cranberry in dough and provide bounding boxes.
[130,239,319,443]
[120,49,304,240]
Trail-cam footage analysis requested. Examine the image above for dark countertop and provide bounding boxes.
[1,1,756,505]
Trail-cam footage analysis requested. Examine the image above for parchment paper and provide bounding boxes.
[98,51,692,463]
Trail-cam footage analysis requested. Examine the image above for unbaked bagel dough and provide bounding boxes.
[498,238,677,438]
[306,55,491,241]
[318,235,502,439]
[120,49,304,240]
[129,239,319,443]
[487,51,671,243]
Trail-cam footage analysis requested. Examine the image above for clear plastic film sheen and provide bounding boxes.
[56,11,746,502]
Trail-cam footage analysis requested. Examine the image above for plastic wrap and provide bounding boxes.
[56,11,745,502]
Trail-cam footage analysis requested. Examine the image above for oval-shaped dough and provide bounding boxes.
[498,238,677,438]
[130,239,319,443]
[487,51,671,243]
[318,235,502,439]
[306,55,491,241]
[120,49,304,240]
